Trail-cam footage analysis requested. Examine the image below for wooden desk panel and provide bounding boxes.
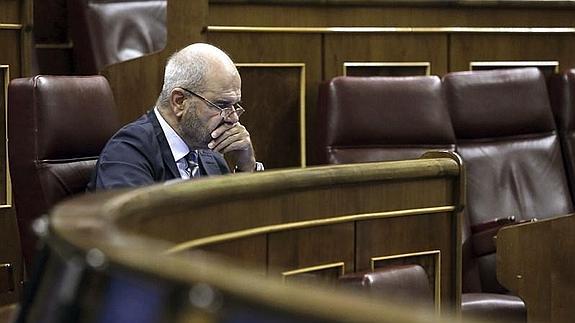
[450,34,575,73]
[324,33,448,80]
[497,214,575,323]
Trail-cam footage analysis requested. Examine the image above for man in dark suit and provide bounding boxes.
[88,43,261,190]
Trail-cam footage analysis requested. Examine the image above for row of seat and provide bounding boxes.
[6,68,575,321]
[317,67,575,321]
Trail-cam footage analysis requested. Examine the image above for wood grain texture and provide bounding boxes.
[0,207,21,306]
[207,32,321,166]
[235,64,304,168]
[450,34,575,73]
[497,214,575,323]
[49,154,464,314]
[324,33,448,80]
[0,0,32,305]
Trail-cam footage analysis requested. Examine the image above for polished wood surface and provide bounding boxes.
[47,152,464,317]
[235,64,306,167]
[497,214,575,323]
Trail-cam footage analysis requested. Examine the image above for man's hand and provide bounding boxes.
[208,122,256,171]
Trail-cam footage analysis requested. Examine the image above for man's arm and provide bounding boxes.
[91,129,159,190]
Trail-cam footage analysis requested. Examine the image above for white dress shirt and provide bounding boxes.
[154,107,192,179]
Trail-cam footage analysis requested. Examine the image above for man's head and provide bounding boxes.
[157,43,242,148]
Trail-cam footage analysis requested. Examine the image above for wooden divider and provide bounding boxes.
[497,214,575,323]
[0,0,32,305]
[26,152,468,322]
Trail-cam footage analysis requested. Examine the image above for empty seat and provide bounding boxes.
[8,75,120,269]
[68,0,167,74]
[443,68,573,296]
[316,76,455,165]
[548,69,575,203]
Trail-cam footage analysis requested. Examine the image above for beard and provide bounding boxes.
[179,103,213,149]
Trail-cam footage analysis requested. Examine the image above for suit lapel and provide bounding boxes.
[148,111,180,179]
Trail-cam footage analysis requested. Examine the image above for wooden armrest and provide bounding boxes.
[471,217,537,257]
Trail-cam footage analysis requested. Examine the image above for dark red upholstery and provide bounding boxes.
[338,265,433,307]
[316,76,455,165]
[444,68,573,294]
[68,0,166,74]
[548,69,575,203]
[8,75,119,269]
[461,293,526,323]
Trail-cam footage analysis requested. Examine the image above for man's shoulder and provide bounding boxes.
[99,111,163,158]
[110,112,158,142]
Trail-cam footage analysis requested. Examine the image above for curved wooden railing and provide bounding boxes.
[21,152,468,322]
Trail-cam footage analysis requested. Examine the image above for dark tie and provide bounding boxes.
[186,150,200,178]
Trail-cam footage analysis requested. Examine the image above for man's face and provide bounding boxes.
[179,99,213,148]
[178,69,242,149]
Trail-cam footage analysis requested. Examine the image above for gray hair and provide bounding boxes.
[156,49,209,108]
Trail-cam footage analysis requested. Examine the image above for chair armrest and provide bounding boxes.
[471,217,537,257]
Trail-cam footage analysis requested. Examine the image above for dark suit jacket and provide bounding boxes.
[87,110,230,190]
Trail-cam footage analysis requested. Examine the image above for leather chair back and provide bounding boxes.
[8,75,119,268]
[68,0,167,74]
[338,265,433,307]
[548,70,575,204]
[316,76,455,165]
[444,68,573,293]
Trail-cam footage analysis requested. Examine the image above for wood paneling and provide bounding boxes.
[268,223,355,279]
[208,33,321,167]
[0,207,21,306]
[344,62,430,77]
[0,0,21,22]
[0,31,21,78]
[357,212,455,308]
[324,34,448,80]
[450,34,575,73]
[46,154,464,318]
[0,0,32,305]
[199,235,267,275]
[497,214,575,323]
[235,64,305,168]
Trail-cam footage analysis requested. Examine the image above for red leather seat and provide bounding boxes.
[316,75,455,165]
[443,67,573,322]
[444,67,572,294]
[338,265,433,308]
[548,69,575,202]
[8,75,120,270]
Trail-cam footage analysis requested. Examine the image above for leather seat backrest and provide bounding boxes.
[548,70,575,204]
[338,265,433,307]
[8,75,120,268]
[68,0,167,74]
[316,76,456,164]
[444,68,573,292]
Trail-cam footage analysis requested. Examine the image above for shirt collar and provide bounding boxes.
[154,107,189,162]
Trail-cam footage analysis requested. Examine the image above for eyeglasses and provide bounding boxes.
[180,87,245,119]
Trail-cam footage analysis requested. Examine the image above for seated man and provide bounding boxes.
[88,43,262,190]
